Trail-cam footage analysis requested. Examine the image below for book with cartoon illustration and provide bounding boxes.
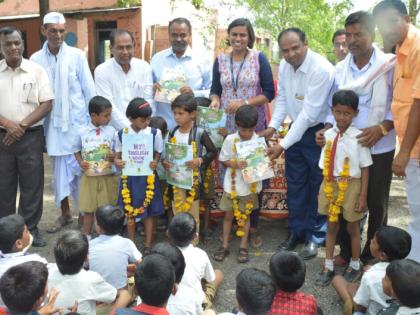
[82,136,113,176]
[196,106,227,148]
[235,137,274,184]
[122,133,153,176]
[165,142,193,189]
[154,68,186,103]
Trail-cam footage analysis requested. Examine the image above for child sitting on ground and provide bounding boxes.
[89,205,142,294]
[377,259,420,315]
[220,268,275,315]
[332,226,412,315]
[316,90,373,286]
[168,213,223,311]
[0,214,48,308]
[268,251,318,315]
[151,242,203,315]
[48,230,131,314]
[74,96,118,239]
[163,94,217,237]
[0,261,71,315]
[114,254,175,315]
[214,105,263,263]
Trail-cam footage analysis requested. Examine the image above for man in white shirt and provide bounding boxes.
[317,12,396,265]
[0,27,54,246]
[263,28,335,259]
[31,12,96,235]
[95,29,154,131]
[151,17,211,129]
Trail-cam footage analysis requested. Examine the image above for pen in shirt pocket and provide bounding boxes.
[295,94,304,101]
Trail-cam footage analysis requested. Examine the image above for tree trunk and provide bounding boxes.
[39,0,49,44]
[409,0,419,25]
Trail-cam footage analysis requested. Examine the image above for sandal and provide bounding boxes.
[250,231,263,248]
[47,215,73,233]
[237,248,249,263]
[213,247,229,262]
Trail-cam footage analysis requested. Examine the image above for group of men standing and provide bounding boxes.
[263,0,420,262]
[0,1,419,264]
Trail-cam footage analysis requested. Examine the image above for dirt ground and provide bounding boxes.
[34,156,410,314]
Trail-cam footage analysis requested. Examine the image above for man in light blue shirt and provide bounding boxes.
[31,12,96,234]
[151,17,211,129]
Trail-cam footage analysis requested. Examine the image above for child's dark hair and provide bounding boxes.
[89,96,112,115]
[54,230,88,275]
[332,90,359,111]
[134,253,175,307]
[0,261,48,313]
[235,105,258,128]
[386,259,420,308]
[269,251,306,292]
[151,242,186,284]
[0,214,25,254]
[95,205,125,235]
[171,93,197,113]
[126,97,152,119]
[375,226,411,261]
[149,116,168,137]
[236,268,275,315]
[195,97,211,108]
[168,212,197,247]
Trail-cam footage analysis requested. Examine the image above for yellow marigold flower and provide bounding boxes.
[236,230,245,237]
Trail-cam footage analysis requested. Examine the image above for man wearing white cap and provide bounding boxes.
[31,12,96,233]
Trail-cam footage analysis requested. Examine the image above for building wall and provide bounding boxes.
[0,0,119,17]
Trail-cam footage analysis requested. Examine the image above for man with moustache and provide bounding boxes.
[0,27,54,246]
[332,29,348,62]
[316,11,395,279]
[31,12,96,234]
[261,28,335,260]
[95,29,154,130]
[151,17,212,129]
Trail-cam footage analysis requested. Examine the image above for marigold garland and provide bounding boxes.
[170,137,199,213]
[323,139,350,222]
[231,138,257,237]
[203,163,213,194]
[120,128,155,218]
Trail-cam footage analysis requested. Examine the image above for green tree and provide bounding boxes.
[408,0,419,24]
[238,0,351,61]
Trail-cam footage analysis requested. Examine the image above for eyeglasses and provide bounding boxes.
[47,28,65,35]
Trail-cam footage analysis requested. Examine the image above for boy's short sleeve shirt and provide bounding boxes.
[89,234,142,289]
[167,283,203,315]
[0,252,48,307]
[353,262,391,315]
[47,264,117,315]
[114,126,163,154]
[179,244,216,305]
[319,126,373,178]
[219,132,263,196]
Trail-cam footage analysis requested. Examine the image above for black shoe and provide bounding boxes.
[278,233,300,251]
[299,241,318,260]
[31,228,46,247]
[315,269,335,287]
[343,266,362,283]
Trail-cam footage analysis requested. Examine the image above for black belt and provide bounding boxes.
[0,125,43,133]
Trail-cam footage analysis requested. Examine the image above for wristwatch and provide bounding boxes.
[379,124,388,136]
[244,99,249,105]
